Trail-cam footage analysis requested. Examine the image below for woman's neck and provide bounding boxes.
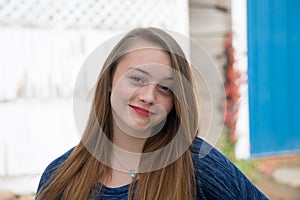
[112,122,147,153]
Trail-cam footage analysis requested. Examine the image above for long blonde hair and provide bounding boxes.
[37,27,200,200]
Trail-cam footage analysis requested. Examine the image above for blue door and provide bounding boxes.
[247,0,300,156]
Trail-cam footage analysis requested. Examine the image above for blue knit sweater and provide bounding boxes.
[36,137,268,199]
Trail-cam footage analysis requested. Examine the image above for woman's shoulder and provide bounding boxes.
[191,136,268,199]
[45,147,75,170]
[190,136,236,184]
[36,147,75,193]
[191,136,232,169]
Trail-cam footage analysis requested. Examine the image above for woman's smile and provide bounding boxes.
[129,104,154,117]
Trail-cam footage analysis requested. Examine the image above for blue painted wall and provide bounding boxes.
[247,0,300,156]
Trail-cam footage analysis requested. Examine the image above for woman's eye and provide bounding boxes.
[130,76,144,83]
[158,85,172,94]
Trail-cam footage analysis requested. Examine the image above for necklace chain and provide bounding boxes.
[112,153,137,179]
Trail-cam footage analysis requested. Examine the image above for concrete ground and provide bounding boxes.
[255,155,300,200]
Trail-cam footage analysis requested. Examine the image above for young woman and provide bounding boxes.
[36,27,268,199]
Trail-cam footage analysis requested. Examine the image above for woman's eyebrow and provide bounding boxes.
[128,67,173,80]
[129,67,151,77]
[163,77,173,81]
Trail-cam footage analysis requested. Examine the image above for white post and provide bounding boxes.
[232,0,250,159]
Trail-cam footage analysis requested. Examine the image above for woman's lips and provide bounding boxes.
[129,105,153,117]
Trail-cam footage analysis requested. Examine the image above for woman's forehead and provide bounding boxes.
[127,65,173,81]
[118,48,171,68]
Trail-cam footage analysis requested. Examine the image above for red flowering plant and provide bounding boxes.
[224,33,241,143]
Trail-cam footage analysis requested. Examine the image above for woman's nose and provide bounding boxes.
[137,83,157,103]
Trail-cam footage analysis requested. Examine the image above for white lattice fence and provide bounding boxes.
[0,0,187,30]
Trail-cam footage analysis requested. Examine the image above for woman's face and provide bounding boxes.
[110,47,174,137]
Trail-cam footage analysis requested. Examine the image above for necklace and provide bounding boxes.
[130,169,136,179]
[112,152,138,179]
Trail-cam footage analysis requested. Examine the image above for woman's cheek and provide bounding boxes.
[112,81,137,104]
[160,97,174,115]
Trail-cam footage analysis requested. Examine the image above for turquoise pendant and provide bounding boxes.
[130,170,136,179]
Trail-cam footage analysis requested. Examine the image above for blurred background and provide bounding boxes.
[0,0,299,199]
